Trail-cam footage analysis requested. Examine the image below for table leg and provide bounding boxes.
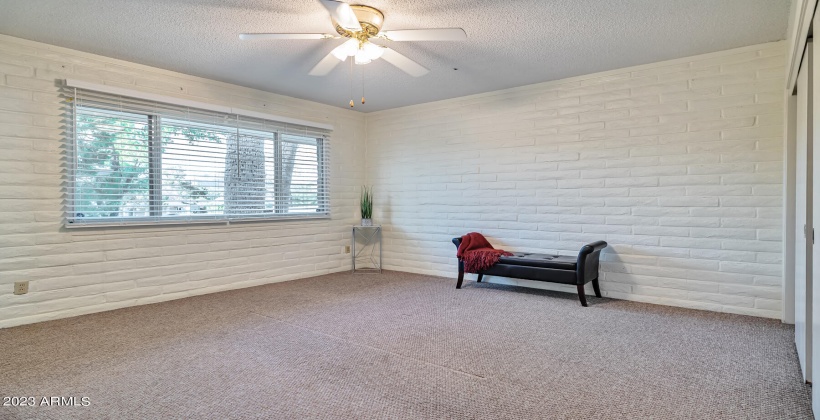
[351,227,356,273]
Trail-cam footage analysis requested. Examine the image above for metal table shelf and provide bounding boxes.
[352,225,381,273]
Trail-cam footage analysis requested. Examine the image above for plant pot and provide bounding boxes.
[361,218,373,226]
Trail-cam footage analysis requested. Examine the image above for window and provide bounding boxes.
[65,88,330,227]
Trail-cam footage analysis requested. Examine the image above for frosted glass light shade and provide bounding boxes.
[362,42,385,60]
[354,50,371,65]
[331,39,360,61]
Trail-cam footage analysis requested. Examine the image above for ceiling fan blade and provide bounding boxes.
[380,28,467,41]
[239,33,336,40]
[380,48,429,77]
[309,51,343,76]
[319,0,362,32]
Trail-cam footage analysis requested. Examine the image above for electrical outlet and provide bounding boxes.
[13,281,29,295]
[344,245,351,254]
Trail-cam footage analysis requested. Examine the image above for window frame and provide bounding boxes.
[65,91,331,228]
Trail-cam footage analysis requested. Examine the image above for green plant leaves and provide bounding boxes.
[360,185,372,219]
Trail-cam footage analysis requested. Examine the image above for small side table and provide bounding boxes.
[352,225,382,273]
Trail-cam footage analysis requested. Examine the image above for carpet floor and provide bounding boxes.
[0,271,813,419]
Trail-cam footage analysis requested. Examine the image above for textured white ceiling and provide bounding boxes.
[0,0,791,112]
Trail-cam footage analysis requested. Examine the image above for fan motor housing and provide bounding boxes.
[334,5,384,38]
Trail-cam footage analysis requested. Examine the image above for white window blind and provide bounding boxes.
[63,86,331,227]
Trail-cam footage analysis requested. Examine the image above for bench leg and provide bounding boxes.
[577,284,588,307]
[476,274,484,283]
[592,278,602,298]
[456,270,464,289]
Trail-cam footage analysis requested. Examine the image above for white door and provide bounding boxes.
[811,36,820,413]
[797,42,813,384]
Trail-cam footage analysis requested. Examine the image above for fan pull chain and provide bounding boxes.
[361,64,366,105]
[349,58,354,108]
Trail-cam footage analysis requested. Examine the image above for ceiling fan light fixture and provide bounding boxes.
[354,50,372,65]
[246,1,465,99]
[361,41,385,60]
[330,46,347,61]
[331,39,359,61]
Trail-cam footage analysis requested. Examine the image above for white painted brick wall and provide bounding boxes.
[365,42,786,319]
[0,35,367,328]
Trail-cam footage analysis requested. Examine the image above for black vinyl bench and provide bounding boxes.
[452,238,608,307]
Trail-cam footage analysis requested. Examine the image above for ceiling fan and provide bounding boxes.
[239,0,467,78]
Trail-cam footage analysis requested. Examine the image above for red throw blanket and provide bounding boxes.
[457,232,512,273]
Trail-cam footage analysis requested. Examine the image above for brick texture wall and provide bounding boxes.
[0,36,788,326]
[365,42,786,318]
[0,35,367,328]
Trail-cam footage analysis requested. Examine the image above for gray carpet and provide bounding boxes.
[0,271,812,419]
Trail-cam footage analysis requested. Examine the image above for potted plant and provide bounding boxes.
[360,185,373,226]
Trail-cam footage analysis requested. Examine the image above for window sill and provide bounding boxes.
[63,214,331,229]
